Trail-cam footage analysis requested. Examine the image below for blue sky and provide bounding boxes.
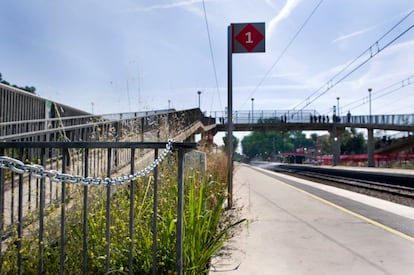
[1,0,414,118]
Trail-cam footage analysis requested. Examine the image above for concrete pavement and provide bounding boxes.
[210,163,414,275]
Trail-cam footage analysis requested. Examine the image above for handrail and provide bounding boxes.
[0,141,196,274]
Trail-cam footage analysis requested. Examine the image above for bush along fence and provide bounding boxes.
[0,139,235,274]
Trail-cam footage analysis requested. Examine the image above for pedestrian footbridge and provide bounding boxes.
[209,109,414,167]
[209,110,414,132]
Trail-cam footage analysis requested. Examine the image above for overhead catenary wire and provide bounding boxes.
[341,75,414,113]
[376,91,414,114]
[202,0,222,111]
[319,75,414,115]
[354,78,414,114]
[293,8,414,112]
[240,0,324,110]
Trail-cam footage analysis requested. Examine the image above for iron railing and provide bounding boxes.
[0,108,211,143]
[209,110,414,127]
[209,109,319,124]
[0,141,196,274]
[0,83,90,123]
[345,114,414,125]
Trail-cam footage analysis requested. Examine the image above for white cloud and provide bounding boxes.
[264,0,277,9]
[131,0,203,12]
[267,0,301,38]
[331,26,375,44]
[267,72,300,79]
[296,38,414,114]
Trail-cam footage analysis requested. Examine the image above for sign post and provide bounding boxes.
[227,22,265,208]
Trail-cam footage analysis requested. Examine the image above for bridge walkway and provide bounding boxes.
[210,110,414,132]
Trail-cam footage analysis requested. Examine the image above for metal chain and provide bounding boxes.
[0,139,175,186]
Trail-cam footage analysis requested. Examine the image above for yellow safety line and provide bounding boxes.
[268,170,414,243]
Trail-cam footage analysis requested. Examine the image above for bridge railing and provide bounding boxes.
[0,141,195,274]
[0,115,98,139]
[209,110,414,127]
[209,110,320,124]
[0,108,211,142]
[101,109,173,121]
[340,114,414,126]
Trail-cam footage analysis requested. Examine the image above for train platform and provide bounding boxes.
[299,163,414,176]
[209,163,414,275]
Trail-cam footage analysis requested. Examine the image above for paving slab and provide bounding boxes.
[210,163,414,275]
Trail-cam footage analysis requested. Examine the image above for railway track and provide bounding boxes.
[267,164,414,207]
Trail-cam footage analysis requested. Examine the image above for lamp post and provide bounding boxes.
[336,97,340,117]
[91,102,94,114]
[367,88,374,167]
[168,99,171,109]
[197,90,202,109]
[332,104,339,166]
[368,88,372,124]
[251,98,254,123]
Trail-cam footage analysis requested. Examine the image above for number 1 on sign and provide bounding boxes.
[245,32,253,44]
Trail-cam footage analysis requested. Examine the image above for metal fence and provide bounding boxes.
[0,108,209,143]
[209,109,319,124]
[209,110,414,127]
[344,114,414,125]
[0,140,195,274]
[0,83,90,123]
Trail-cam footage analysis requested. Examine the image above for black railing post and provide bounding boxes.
[105,149,112,273]
[39,148,46,274]
[60,150,67,275]
[11,170,15,225]
[17,148,24,275]
[128,149,135,275]
[0,148,4,274]
[152,148,159,275]
[82,149,89,275]
[176,148,184,275]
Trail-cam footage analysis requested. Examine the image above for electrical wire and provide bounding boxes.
[240,0,324,109]
[378,92,414,113]
[341,75,414,112]
[353,76,414,113]
[202,0,222,111]
[294,8,414,111]
[318,75,414,115]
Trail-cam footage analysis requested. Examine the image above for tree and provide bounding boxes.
[316,129,367,155]
[290,131,313,149]
[241,131,307,160]
[222,134,239,154]
[340,128,366,154]
[23,86,36,94]
[0,72,10,85]
[241,129,370,161]
[0,72,36,94]
[318,135,332,155]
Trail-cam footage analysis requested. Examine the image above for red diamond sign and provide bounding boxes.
[232,23,265,53]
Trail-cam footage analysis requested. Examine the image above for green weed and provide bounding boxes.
[0,151,243,274]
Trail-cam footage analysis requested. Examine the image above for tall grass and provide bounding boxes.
[1,151,243,274]
[184,172,242,274]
